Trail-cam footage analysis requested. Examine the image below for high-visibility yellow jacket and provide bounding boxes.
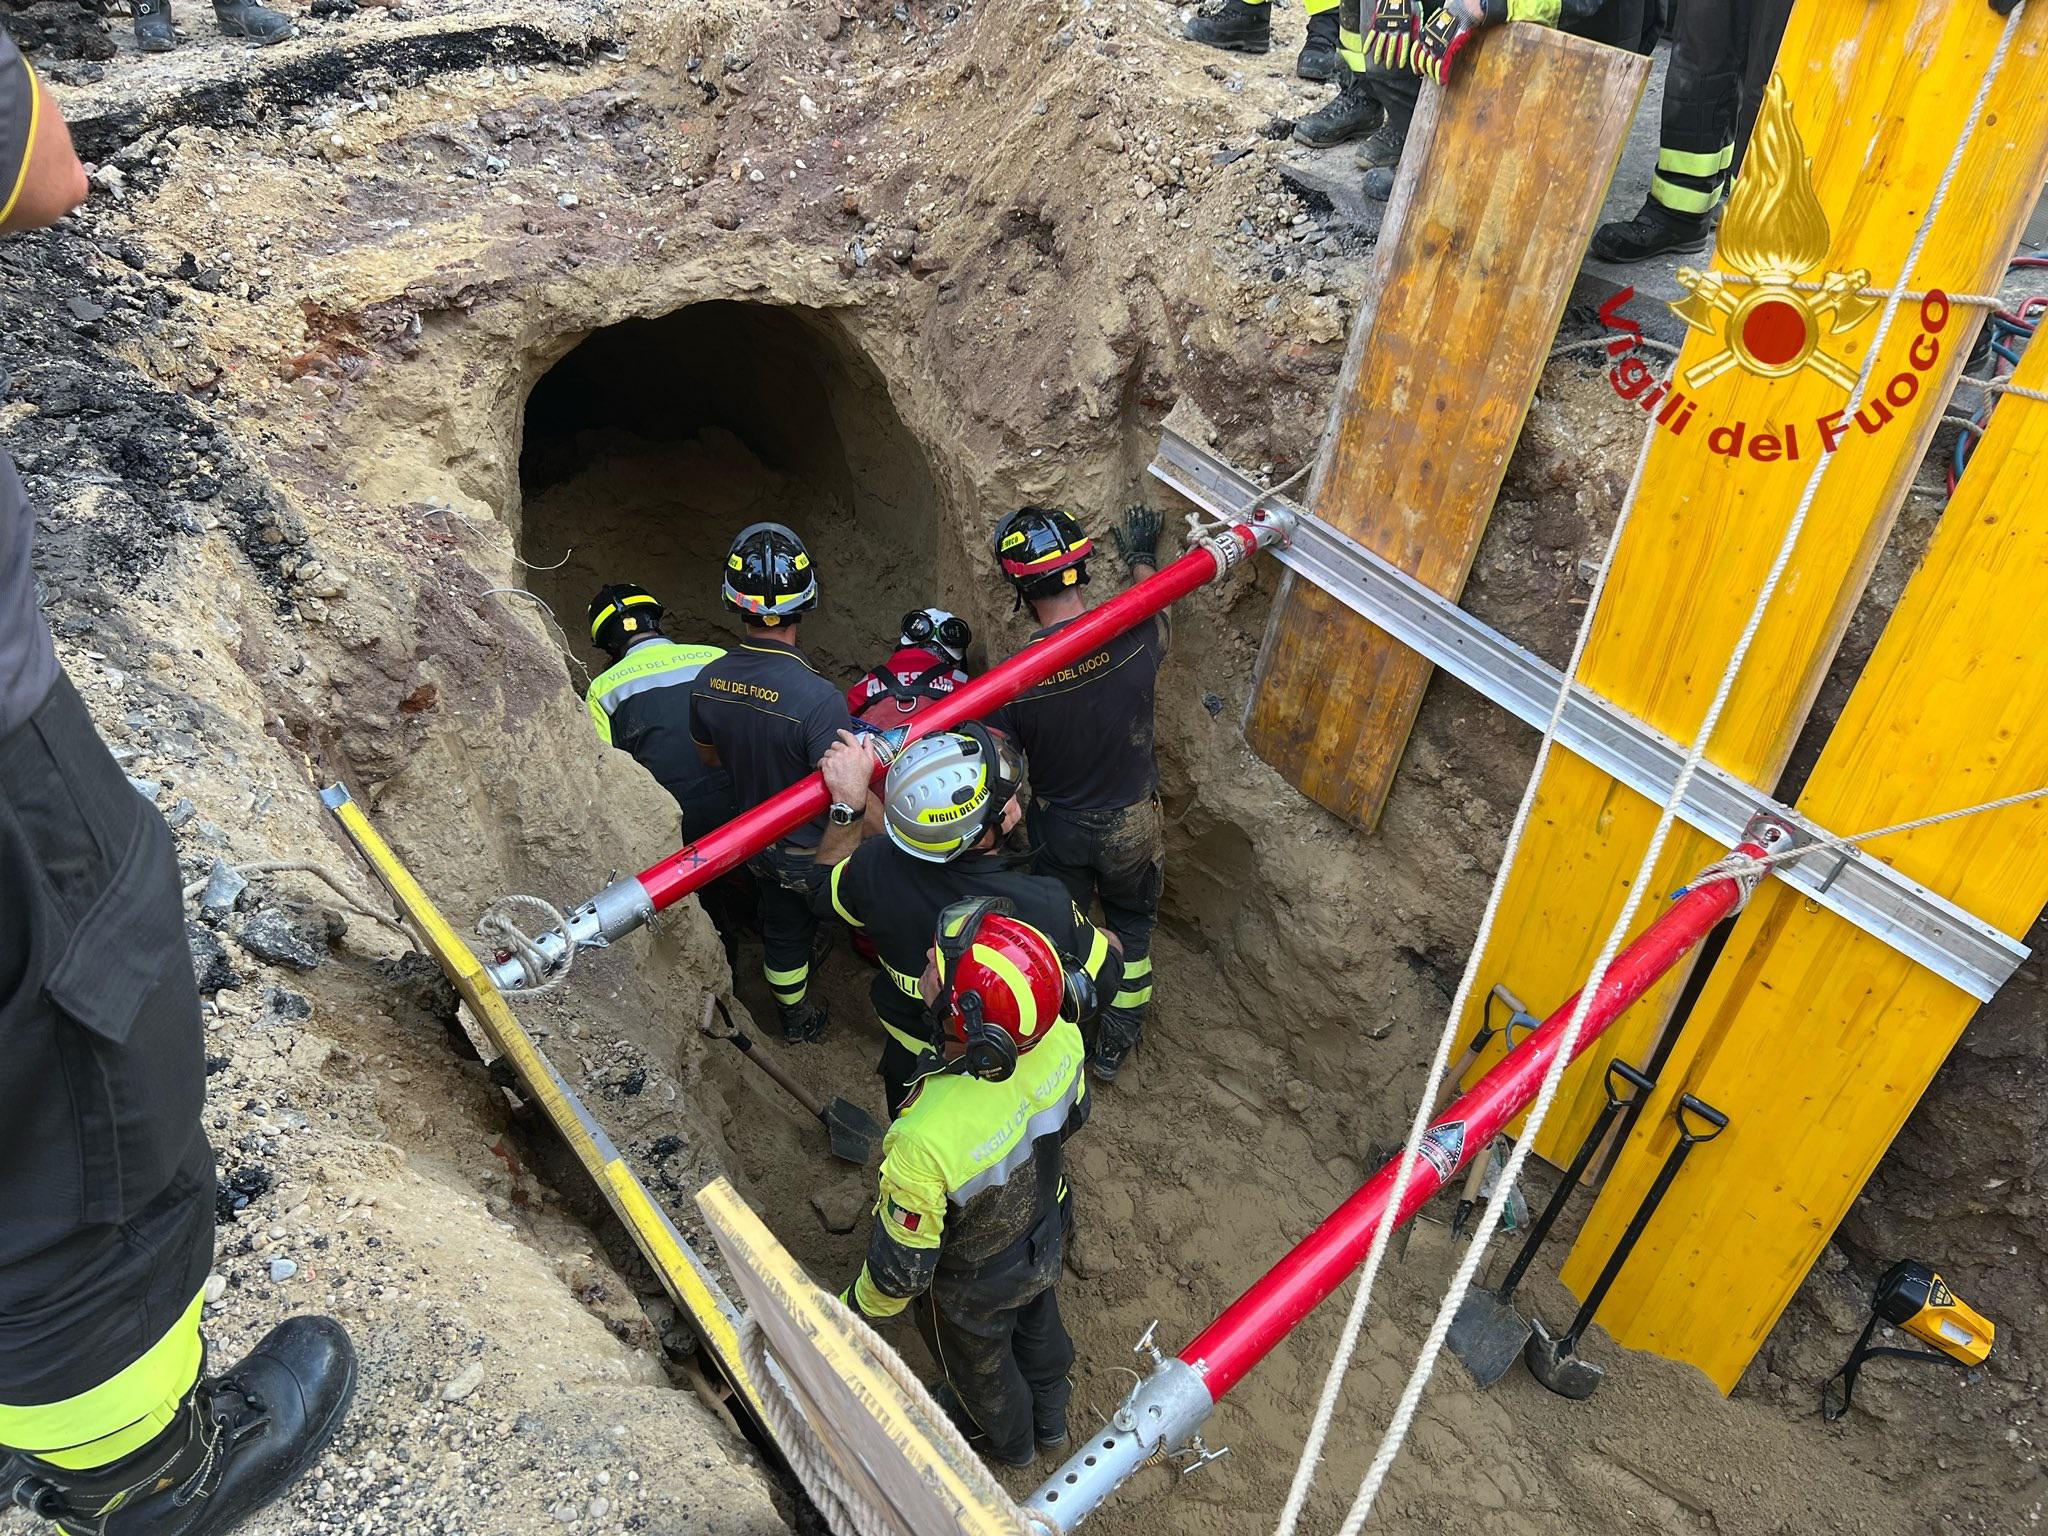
[849,1017,1088,1319]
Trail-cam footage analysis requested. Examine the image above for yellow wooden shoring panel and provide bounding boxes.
[696,1179,1033,1536]
[322,787,761,1418]
[1558,334,2048,1391]
[1454,0,2048,1164]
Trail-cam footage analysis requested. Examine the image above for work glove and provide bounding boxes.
[1413,0,1501,83]
[1110,504,1163,575]
[1361,0,1426,72]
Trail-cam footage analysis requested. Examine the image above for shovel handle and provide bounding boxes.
[1495,1056,1652,1302]
[704,995,828,1121]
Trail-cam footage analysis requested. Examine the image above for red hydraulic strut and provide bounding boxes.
[632,519,1272,910]
[1027,841,1767,1531]
[484,510,1286,991]
[1179,840,1764,1399]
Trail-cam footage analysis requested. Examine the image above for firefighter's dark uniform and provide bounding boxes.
[848,1015,1089,1466]
[993,615,1165,1066]
[689,640,851,1013]
[1645,0,1794,220]
[0,444,217,1456]
[585,636,750,970]
[817,839,1122,1116]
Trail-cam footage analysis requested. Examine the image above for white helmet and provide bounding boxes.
[882,723,1022,863]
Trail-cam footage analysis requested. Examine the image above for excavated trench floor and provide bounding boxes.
[504,310,2000,1536]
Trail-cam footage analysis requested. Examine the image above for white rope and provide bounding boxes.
[476,892,577,998]
[1332,8,2023,1527]
[1962,372,2048,403]
[1548,334,1682,361]
[1269,326,1673,1536]
[738,1307,1046,1536]
[1707,271,2007,309]
[1690,783,2048,890]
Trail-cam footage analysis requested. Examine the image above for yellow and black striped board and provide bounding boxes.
[697,1180,1034,1536]
[321,786,760,1418]
[1558,336,2048,1391]
[1244,24,1649,831]
[1454,0,2048,1166]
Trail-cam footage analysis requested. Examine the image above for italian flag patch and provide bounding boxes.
[886,1197,921,1233]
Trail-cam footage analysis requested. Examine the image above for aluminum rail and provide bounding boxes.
[484,505,1292,992]
[1025,831,1780,1532]
[1149,429,2026,1003]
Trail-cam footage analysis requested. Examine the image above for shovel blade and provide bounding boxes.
[1523,1314,1605,1400]
[821,1098,885,1164]
[1447,1286,1534,1388]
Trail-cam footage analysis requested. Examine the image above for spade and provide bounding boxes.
[701,996,883,1165]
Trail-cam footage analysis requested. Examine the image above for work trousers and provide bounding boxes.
[917,1210,1074,1467]
[1650,0,1795,218]
[678,784,754,983]
[1028,798,1162,1061]
[747,842,827,1011]
[0,672,215,1409]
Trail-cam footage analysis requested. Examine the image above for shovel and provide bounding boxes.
[701,996,884,1165]
[1524,1090,1728,1399]
[1393,984,1537,1263]
[1448,1058,1653,1387]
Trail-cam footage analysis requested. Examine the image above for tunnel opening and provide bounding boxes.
[518,301,949,682]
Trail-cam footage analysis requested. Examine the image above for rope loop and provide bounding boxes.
[476,893,575,998]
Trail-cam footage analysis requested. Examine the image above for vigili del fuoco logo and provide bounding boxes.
[1599,75,1952,463]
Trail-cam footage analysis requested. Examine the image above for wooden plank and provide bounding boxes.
[696,1179,1032,1536]
[1558,334,2048,1391]
[1243,26,1648,830]
[1453,0,2048,1164]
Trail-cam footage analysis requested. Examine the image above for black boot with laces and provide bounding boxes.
[6,1317,356,1536]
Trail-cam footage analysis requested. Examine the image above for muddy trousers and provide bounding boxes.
[917,1218,1074,1467]
[1028,798,1162,1061]
[0,672,217,1467]
[1649,0,1794,218]
[747,844,827,1009]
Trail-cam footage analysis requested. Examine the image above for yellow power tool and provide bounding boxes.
[1822,1259,1995,1420]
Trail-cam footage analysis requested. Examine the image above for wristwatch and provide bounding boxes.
[828,801,860,826]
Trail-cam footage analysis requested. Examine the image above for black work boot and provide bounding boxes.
[1589,196,1709,264]
[6,1318,357,1536]
[1184,0,1272,54]
[778,998,829,1044]
[214,0,294,44]
[1292,64,1383,148]
[1361,165,1396,202]
[1088,1021,1136,1084]
[1297,9,1339,80]
[131,0,177,51]
[1353,116,1407,169]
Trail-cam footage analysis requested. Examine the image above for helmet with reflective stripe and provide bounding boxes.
[993,506,1093,599]
[932,900,1072,1079]
[722,522,819,626]
[588,582,665,659]
[882,722,1021,864]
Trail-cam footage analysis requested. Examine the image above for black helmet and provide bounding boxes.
[722,522,819,627]
[588,582,665,659]
[993,506,1092,602]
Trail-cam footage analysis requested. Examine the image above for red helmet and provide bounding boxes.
[932,899,1091,1080]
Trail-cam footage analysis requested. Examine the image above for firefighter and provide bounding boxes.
[988,505,1165,1084]
[845,608,973,728]
[813,725,1123,1116]
[840,901,1094,1468]
[128,0,292,52]
[584,582,750,975]
[1184,0,1347,82]
[0,35,356,1533]
[1590,0,1795,262]
[689,523,852,1043]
